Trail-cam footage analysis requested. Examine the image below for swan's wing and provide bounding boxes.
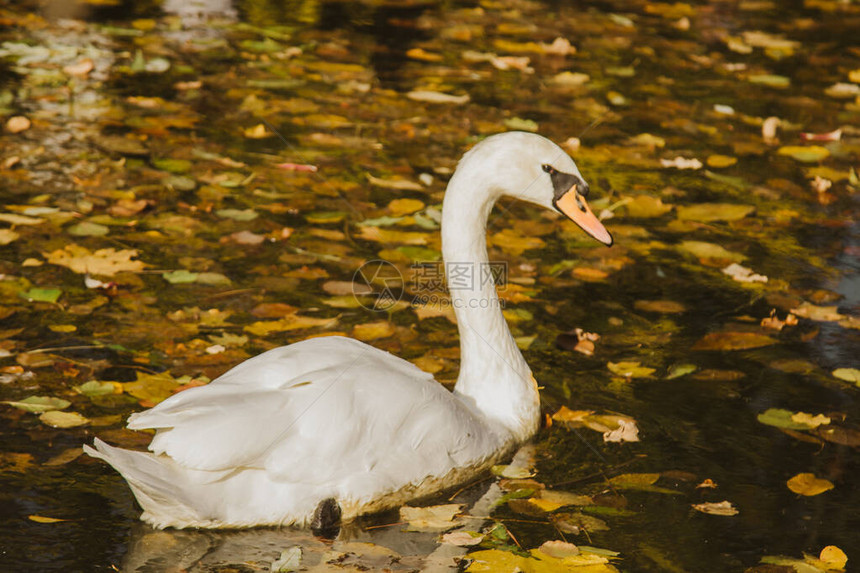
[126,336,496,485]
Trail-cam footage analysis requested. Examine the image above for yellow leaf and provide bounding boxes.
[244,315,338,336]
[243,123,271,139]
[676,204,754,222]
[44,245,146,276]
[122,372,180,405]
[623,195,673,218]
[351,321,394,341]
[530,498,563,512]
[706,154,738,168]
[787,473,834,496]
[607,361,655,378]
[572,267,609,282]
[387,198,425,216]
[48,324,77,333]
[490,228,545,256]
[819,546,848,569]
[28,515,69,523]
[777,145,830,163]
[38,410,90,428]
[357,226,428,245]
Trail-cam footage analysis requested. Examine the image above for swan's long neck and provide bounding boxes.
[442,165,540,443]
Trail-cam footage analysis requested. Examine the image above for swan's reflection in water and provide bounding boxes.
[120,478,504,573]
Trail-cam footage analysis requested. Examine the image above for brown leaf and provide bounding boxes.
[692,332,778,351]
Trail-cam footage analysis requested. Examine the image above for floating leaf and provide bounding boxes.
[366,173,423,191]
[163,270,198,284]
[400,504,463,531]
[666,364,697,379]
[692,332,777,351]
[490,228,544,256]
[679,241,746,263]
[39,410,90,428]
[603,419,640,443]
[3,396,70,413]
[538,540,580,558]
[441,531,484,546]
[503,117,538,132]
[692,501,738,516]
[68,222,110,236]
[676,203,754,222]
[607,361,655,378]
[757,408,813,430]
[0,229,20,245]
[75,380,122,397]
[387,198,425,215]
[492,464,535,479]
[634,300,686,314]
[722,263,767,283]
[624,195,673,218]
[832,368,860,385]
[20,288,62,303]
[271,546,302,572]
[406,90,469,104]
[44,245,146,276]
[706,155,738,168]
[352,321,394,341]
[28,515,69,524]
[122,372,181,405]
[244,315,337,336]
[216,208,258,221]
[819,546,848,570]
[786,473,834,496]
[777,145,830,163]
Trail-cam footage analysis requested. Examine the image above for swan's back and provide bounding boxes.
[87,336,511,528]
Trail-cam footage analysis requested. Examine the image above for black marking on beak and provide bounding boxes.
[542,164,589,202]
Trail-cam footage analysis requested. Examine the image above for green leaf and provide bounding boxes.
[503,117,539,132]
[20,288,62,303]
[74,381,120,397]
[3,395,71,413]
[777,145,830,163]
[67,222,110,237]
[757,408,810,430]
[215,208,257,221]
[163,270,199,284]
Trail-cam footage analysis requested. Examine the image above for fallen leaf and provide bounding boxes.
[786,473,834,496]
[28,515,69,524]
[832,368,860,385]
[706,155,738,168]
[490,228,544,256]
[604,419,640,443]
[39,410,90,428]
[400,504,463,531]
[790,412,830,429]
[538,540,580,558]
[634,300,686,313]
[440,531,484,546]
[44,245,146,276]
[243,123,272,138]
[757,408,814,430]
[791,302,843,322]
[43,448,84,467]
[5,116,30,133]
[122,372,181,405]
[366,173,423,191]
[623,195,673,218]
[679,241,746,263]
[0,229,19,245]
[722,263,768,283]
[660,156,702,169]
[691,501,738,516]
[777,145,830,163]
[3,396,71,413]
[387,198,425,215]
[676,203,755,222]
[607,361,655,378]
[406,90,469,104]
[692,332,777,351]
[351,321,394,341]
[492,464,535,479]
[244,314,338,336]
[819,546,848,570]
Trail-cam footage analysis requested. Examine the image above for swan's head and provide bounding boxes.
[459,131,613,246]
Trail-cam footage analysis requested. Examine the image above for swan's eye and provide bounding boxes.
[541,164,556,174]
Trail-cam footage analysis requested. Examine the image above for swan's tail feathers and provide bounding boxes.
[84,438,203,529]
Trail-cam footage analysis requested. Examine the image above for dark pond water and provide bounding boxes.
[0,0,858,571]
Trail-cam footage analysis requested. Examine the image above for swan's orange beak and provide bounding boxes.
[554,188,613,246]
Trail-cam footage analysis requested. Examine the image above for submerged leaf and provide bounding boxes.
[676,203,754,222]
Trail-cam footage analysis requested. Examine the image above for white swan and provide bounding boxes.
[85,131,612,529]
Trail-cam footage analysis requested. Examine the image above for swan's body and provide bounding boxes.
[85,131,612,529]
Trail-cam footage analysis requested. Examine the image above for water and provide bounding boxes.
[0,0,858,571]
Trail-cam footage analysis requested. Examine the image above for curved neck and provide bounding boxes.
[441,168,540,443]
